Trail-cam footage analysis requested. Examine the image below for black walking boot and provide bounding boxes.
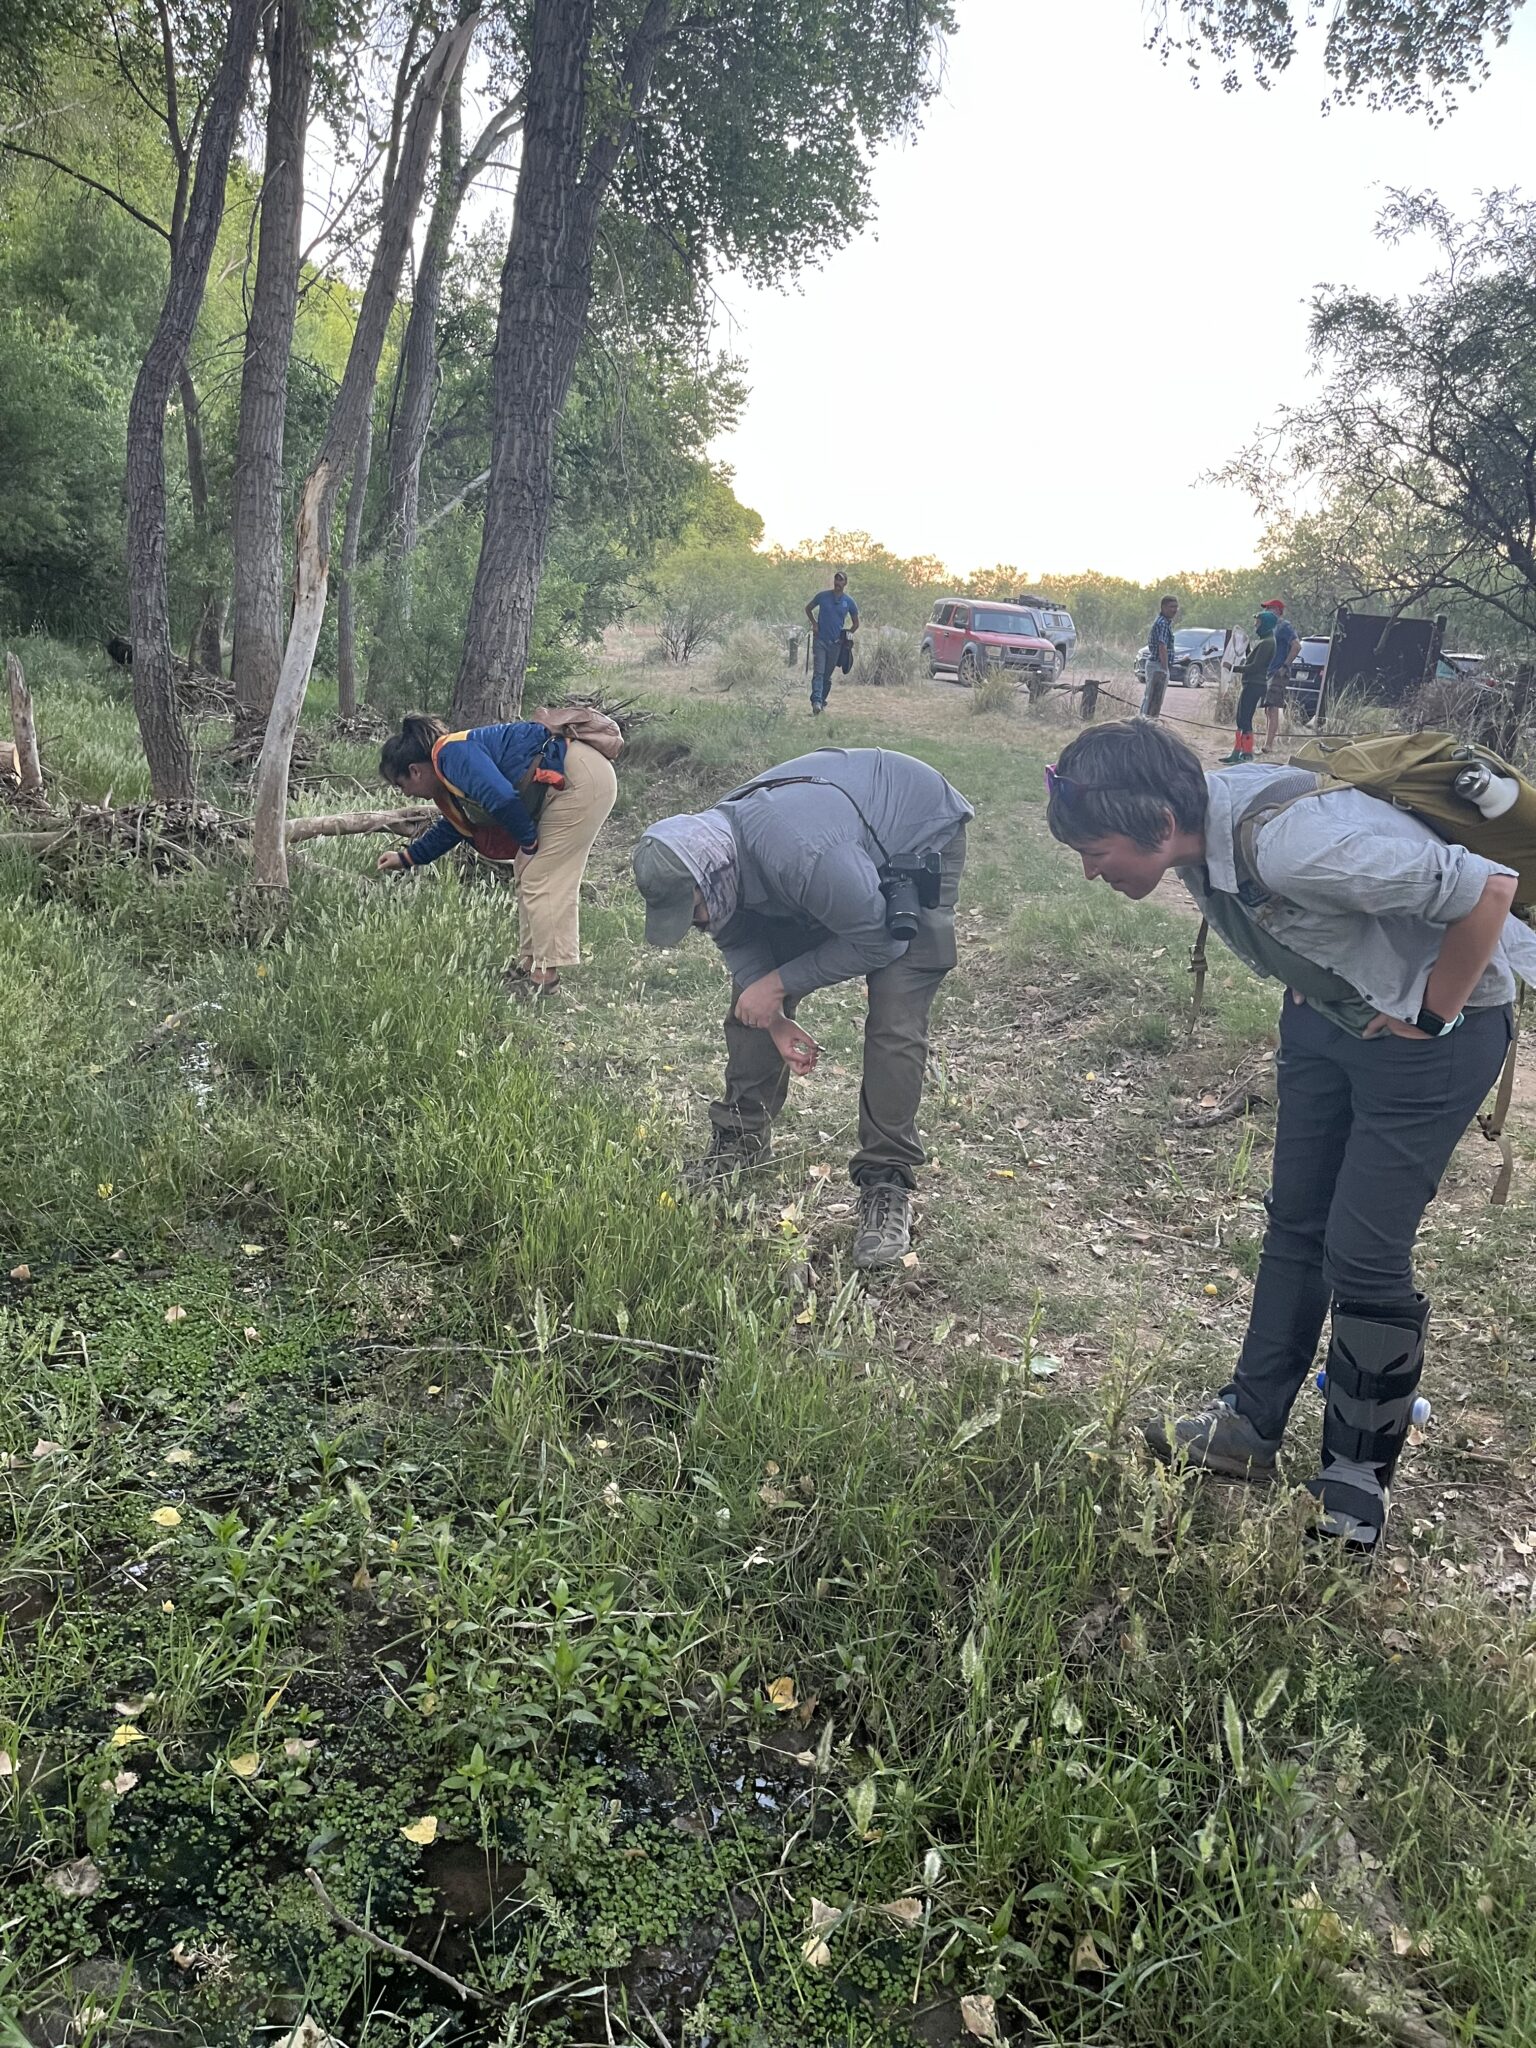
[1307,1295,1429,1555]
[683,1127,772,1191]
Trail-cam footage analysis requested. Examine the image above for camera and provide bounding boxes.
[879,850,942,940]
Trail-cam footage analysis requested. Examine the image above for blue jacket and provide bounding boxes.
[404,722,566,866]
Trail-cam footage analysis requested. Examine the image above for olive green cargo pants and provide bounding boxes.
[709,827,965,1188]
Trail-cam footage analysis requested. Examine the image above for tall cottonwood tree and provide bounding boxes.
[1154,0,1525,110]
[125,0,263,797]
[250,9,476,887]
[230,0,313,738]
[452,0,955,728]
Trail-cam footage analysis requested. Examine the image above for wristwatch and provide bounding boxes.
[1413,1004,1464,1037]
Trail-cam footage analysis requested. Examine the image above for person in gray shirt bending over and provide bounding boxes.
[633,747,974,1268]
[1044,718,1532,1556]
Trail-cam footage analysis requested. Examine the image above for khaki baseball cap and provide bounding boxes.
[632,835,697,946]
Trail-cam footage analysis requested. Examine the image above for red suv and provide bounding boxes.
[921,600,1056,685]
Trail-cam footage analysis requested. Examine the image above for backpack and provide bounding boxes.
[1186,731,1534,1203]
[1288,730,1536,910]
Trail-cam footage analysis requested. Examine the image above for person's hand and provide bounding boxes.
[769,1014,820,1076]
[1364,1013,1432,1040]
[377,848,411,874]
[735,971,788,1030]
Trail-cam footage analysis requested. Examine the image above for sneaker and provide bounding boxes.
[683,1129,771,1191]
[1141,1396,1280,1483]
[851,1182,913,1269]
[1220,749,1246,765]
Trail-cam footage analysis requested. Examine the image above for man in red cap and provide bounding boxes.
[1260,600,1298,754]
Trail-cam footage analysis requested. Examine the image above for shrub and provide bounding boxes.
[969,669,1016,716]
[712,624,789,696]
[855,626,917,688]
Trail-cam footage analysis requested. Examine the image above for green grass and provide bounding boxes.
[2,639,1535,2046]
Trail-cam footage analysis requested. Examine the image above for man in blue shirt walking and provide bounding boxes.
[805,571,859,714]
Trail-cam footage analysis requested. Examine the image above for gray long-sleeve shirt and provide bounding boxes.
[710,748,974,998]
[1179,764,1536,1027]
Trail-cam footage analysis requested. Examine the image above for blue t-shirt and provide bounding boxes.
[812,589,858,643]
[1267,616,1298,675]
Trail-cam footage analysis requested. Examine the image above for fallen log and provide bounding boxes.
[0,802,428,857]
[283,805,429,844]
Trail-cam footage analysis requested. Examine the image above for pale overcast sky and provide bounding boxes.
[708,0,1536,581]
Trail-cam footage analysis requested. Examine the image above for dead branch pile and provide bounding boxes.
[0,799,243,871]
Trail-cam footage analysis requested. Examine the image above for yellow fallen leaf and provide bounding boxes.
[241,1243,264,1257]
[228,1751,262,1779]
[9,1264,31,1282]
[97,1183,114,1200]
[794,1306,815,1325]
[1204,1283,1220,1298]
[243,1326,261,1343]
[163,1448,195,1467]
[1083,1070,1097,1083]
[283,1739,319,1761]
[801,1897,841,1967]
[1390,1924,1434,1959]
[657,1190,675,1208]
[900,1250,919,1269]
[766,1676,797,1712]
[352,1564,373,1590]
[0,1752,13,1777]
[1072,1932,1109,1973]
[160,1599,175,1613]
[991,1168,1015,1179]
[31,1439,64,1460]
[960,1992,1000,2041]
[149,1506,183,1529]
[109,1725,143,1749]
[164,1305,187,1325]
[400,1814,439,1845]
[757,1484,787,1507]
[425,1384,443,1396]
[107,1769,139,1795]
[764,1460,780,1476]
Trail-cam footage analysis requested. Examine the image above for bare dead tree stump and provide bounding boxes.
[5,650,44,797]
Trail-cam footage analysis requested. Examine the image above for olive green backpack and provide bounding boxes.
[1187,730,1535,1201]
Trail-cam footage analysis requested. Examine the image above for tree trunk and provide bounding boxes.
[126,0,263,799]
[230,0,313,740]
[365,75,465,708]
[450,0,672,726]
[336,406,373,717]
[251,11,478,891]
[179,364,224,674]
[6,650,44,796]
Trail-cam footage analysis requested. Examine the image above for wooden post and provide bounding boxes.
[5,650,44,796]
[1080,678,1100,721]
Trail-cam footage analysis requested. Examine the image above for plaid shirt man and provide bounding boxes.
[1148,611,1175,668]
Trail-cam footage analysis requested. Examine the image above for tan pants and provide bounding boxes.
[516,740,617,973]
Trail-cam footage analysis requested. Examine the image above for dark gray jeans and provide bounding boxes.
[710,828,966,1187]
[811,638,841,708]
[1225,997,1512,1440]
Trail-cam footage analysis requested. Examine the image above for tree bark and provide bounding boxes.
[179,363,224,673]
[126,0,264,799]
[231,0,313,739]
[6,650,44,796]
[251,11,478,891]
[335,406,373,717]
[450,0,673,726]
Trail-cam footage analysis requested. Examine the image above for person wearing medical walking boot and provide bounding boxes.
[1043,717,1530,1554]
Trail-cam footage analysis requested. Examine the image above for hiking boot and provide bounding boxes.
[852,1182,913,1269]
[684,1128,771,1191]
[1141,1396,1280,1483]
